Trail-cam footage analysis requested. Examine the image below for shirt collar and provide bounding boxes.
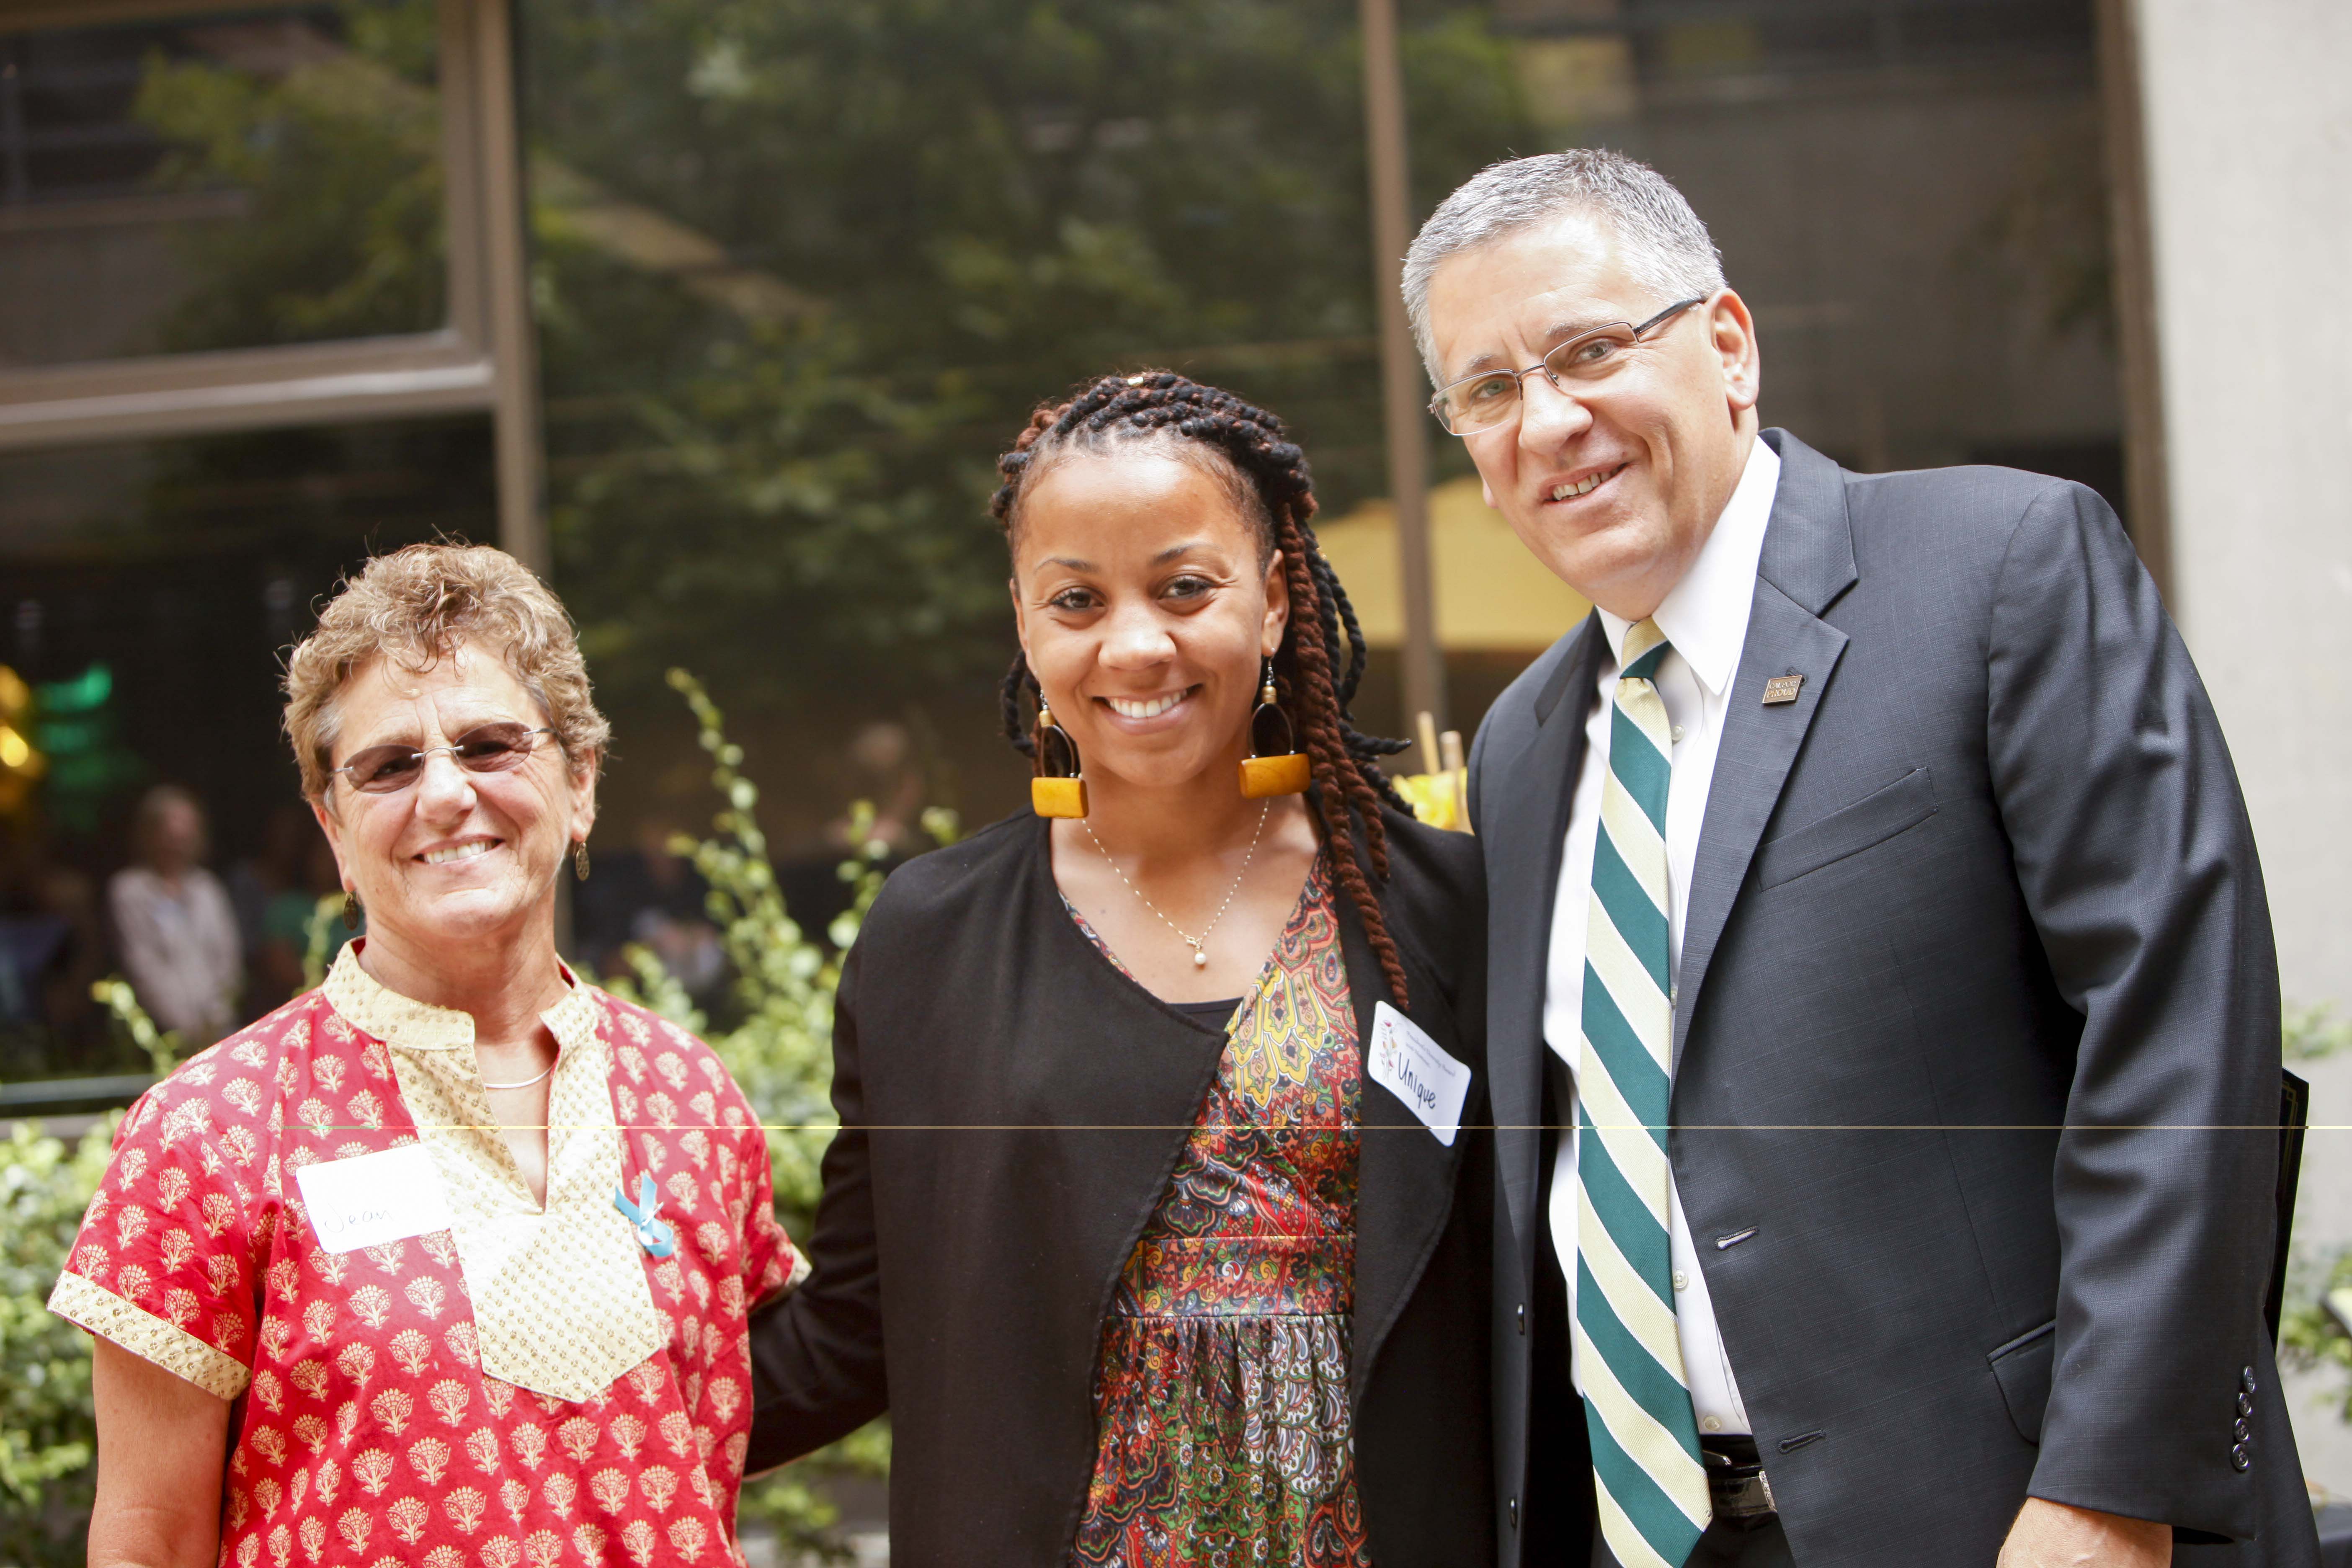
[323,939,598,1055]
[1595,436,1782,696]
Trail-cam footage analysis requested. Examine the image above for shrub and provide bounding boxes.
[597,668,935,1555]
[0,1122,113,1566]
[2282,1006,2352,1426]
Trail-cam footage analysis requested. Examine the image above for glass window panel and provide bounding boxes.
[516,0,1536,892]
[1507,0,2120,518]
[0,0,446,369]
[0,415,492,1076]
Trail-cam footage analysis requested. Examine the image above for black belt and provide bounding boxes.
[1700,1435,1777,1522]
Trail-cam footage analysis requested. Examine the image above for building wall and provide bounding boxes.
[2135,0,2352,1496]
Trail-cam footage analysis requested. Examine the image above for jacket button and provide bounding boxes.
[2237,1390,2254,1418]
[2233,1417,2250,1442]
[2241,1367,2257,1394]
[1517,1302,1527,1336]
[2230,1442,2251,1472]
[1509,1496,1519,1529]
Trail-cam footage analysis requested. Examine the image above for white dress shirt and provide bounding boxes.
[1543,436,1780,1436]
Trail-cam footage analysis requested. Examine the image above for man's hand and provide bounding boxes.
[1996,1498,2171,1568]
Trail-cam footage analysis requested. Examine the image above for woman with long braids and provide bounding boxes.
[745,371,1492,1565]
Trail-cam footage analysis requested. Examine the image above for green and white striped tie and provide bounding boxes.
[1576,618,1710,1566]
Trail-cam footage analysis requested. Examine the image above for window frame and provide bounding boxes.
[0,0,543,565]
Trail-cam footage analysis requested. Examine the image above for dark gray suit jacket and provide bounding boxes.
[1469,429,2317,1566]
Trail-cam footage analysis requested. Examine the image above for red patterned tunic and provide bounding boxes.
[1069,863,1372,1568]
[48,945,801,1568]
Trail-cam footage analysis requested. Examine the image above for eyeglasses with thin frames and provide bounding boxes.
[328,722,557,794]
[1427,296,1707,437]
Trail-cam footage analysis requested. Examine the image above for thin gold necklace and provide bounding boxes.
[1081,798,1272,969]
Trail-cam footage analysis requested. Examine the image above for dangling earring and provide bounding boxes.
[1031,699,1089,819]
[342,890,362,931]
[1239,658,1311,799]
[573,841,591,881]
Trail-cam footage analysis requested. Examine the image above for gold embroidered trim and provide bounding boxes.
[325,944,665,1404]
[323,942,474,1051]
[47,1270,248,1401]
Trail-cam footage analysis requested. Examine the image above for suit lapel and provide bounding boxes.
[1480,616,1604,1251]
[1342,872,1462,1406]
[1670,431,1858,1070]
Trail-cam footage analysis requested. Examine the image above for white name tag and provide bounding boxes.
[1368,1001,1471,1145]
[295,1142,453,1253]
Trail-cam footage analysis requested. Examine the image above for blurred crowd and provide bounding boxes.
[0,787,352,1067]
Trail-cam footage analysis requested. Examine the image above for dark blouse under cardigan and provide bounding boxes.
[745,806,1494,1566]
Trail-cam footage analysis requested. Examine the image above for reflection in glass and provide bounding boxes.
[0,416,492,1075]
[0,0,446,368]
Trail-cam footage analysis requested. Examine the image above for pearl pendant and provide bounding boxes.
[1192,949,1209,968]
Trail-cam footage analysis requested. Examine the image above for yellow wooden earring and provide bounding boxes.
[1239,660,1311,798]
[1031,700,1089,818]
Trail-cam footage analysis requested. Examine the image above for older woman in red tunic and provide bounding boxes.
[51,543,801,1568]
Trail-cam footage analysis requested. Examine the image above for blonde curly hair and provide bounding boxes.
[283,543,609,802]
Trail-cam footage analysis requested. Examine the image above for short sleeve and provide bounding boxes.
[47,1066,261,1400]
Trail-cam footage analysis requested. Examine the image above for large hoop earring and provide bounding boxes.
[1239,658,1311,799]
[1031,699,1089,819]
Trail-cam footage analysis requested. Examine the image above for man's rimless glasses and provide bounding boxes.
[1428,296,1707,437]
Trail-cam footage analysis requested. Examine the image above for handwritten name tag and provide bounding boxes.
[294,1142,453,1253]
[1368,1001,1471,1146]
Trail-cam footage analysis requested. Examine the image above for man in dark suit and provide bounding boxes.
[1404,150,2318,1567]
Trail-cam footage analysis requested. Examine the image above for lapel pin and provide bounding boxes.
[1762,673,1805,706]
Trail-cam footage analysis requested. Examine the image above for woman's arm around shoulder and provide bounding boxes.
[742,936,888,1473]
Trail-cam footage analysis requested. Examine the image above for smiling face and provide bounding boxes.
[311,641,595,955]
[1423,209,1760,619]
[1010,446,1287,799]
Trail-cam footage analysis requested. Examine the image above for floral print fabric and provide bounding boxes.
[47,958,799,1568]
[1069,864,1372,1568]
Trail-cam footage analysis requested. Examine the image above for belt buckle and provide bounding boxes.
[1702,1452,1777,1521]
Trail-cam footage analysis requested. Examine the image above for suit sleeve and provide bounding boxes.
[1466,709,1490,837]
[1985,480,2278,1538]
[743,939,890,1472]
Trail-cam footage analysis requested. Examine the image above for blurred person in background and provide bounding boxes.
[0,817,101,1052]
[574,816,722,996]
[224,807,306,971]
[108,784,241,1045]
[748,373,1493,1565]
[1411,150,2314,1568]
[52,543,803,1568]
[245,824,358,1008]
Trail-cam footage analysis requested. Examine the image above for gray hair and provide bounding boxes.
[1402,149,1726,383]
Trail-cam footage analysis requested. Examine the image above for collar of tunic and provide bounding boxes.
[322,944,666,1402]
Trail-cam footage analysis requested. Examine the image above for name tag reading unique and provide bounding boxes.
[1368,1001,1471,1146]
[295,1142,453,1253]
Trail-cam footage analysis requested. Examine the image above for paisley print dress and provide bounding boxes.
[1068,862,1372,1568]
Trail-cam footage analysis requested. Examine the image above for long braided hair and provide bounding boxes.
[990,370,1417,1005]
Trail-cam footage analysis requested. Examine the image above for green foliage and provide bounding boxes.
[2286,1003,2352,1065]
[135,0,446,350]
[91,977,181,1079]
[0,1122,114,1567]
[527,0,1528,712]
[594,669,953,1555]
[2282,1006,2352,1424]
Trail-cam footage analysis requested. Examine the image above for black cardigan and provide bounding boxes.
[746,806,1494,1565]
